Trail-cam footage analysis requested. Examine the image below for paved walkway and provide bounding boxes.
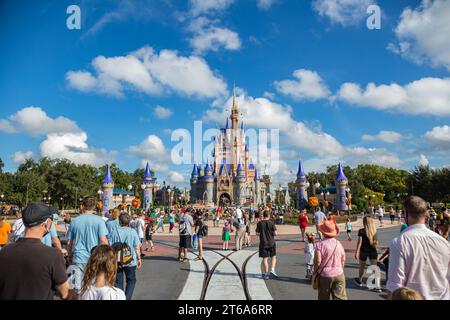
[132,219,400,300]
[6,215,401,300]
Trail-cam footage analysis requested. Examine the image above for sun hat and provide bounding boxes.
[318,220,339,238]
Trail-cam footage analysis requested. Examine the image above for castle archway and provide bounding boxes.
[219,193,231,207]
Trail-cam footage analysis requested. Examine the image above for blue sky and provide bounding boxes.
[1,0,449,187]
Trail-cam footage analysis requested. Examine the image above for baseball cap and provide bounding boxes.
[22,203,56,227]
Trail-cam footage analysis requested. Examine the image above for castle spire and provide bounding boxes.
[232,80,237,110]
[336,162,348,181]
[102,165,114,184]
[143,162,153,182]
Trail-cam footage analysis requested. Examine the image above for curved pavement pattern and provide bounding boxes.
[133,225,400,300]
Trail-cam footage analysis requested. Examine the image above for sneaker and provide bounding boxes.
[264,273,270,280]
[270,270,278,278]
[371,288,383,293]
[354,278,363,287]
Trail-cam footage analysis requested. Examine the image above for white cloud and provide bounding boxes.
[188,18,241,54]
[40,133,115,166]
[424,125,450,150]
[362,130,403,143]
[337,77,450,116]
[0,107,115,166]
[257,0,279,11]
[65,71,98,93]
[0,107,80,137]
[0,119,16,133]
[419,154,429,166]
[285,122,344,157]
[274,69,331,101]
[189,0,235,16]
[346,147,403,168]
[11,151,34,165]
[312,0,375,26]
[388,0,450,71]
[66,46,227,99]
[166,171,185,184]
[129,135,171,172]
[153,105,173,119]
[263,91,275,99]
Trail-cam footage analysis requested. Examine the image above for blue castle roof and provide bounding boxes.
[248,159,255,170]
[336,162,348,181]
[237,159,244,172]
[143,162,153,182]
[102,165,114,184]
[219,159,231,176]
[225,118,229,130]
[191,164,198,176]
[254,168,260,181]
[296,160,307,182]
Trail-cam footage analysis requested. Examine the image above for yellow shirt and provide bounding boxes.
[0,222,12,245]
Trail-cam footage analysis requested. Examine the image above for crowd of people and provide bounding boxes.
[0,195,448,301]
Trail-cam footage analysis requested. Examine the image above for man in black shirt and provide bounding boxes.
[256,210,278,280]
[0,203,69,300]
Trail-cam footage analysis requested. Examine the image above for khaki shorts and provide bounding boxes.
[318,273,348,300]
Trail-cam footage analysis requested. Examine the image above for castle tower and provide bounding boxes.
[204,160,214,206]
[143,162,154,213]
[231,83,239,172]
[335,162,349,211]
[236,158,246,205]
[190,164,198,203]
[295,160,308,210]
[101,165,114,215]
[254,168,261,206]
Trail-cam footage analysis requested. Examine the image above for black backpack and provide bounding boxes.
[179,218,187,235]
[201,224,208,237]
[145,223,153,238]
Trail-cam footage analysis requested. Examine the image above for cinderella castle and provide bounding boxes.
[190,86,273,207]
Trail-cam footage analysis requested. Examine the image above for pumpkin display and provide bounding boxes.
[132,198,141,208]
[308,196,319,207]
[346,198,352,206]
[121,203,126,210]
[97,201,103,209]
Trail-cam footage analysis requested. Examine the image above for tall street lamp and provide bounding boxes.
[167,188,171,209]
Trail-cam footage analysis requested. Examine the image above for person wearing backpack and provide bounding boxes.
[108,213,142,300]
[178,208,194,262]
[194,213,207,261]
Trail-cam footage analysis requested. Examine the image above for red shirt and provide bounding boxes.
[298,215,308,228]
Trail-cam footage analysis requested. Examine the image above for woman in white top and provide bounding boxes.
[80,244,126,300]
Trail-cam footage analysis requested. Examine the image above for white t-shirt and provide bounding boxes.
[80,286,126,300]
[134,218,145,239]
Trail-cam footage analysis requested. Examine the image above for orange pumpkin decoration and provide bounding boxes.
[308,197,319,207]
[346,198,352,206]
[121,203,126,210]
[132,198,141,208]
[97,201,103,209]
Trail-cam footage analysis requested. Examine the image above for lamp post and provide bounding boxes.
[141,184,146,209]
[0,194,4,208]
[314,182,320,195]
[60,197,64,210]
[167,188,171,209]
